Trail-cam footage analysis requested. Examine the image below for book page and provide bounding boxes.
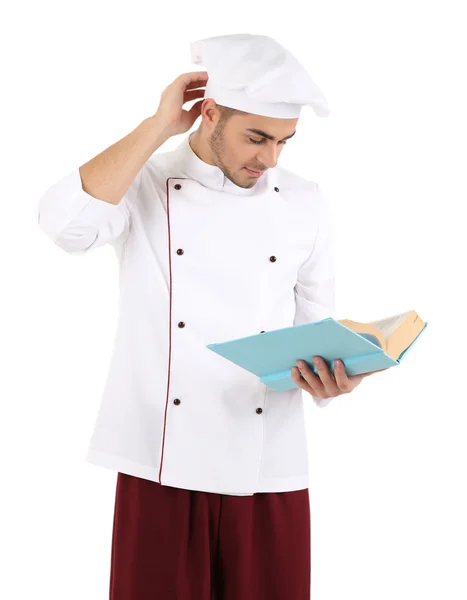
[367,311,412,343]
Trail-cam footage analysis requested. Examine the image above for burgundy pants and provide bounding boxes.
[109,472,311,599]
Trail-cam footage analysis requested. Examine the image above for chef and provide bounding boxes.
[36,32,373,600]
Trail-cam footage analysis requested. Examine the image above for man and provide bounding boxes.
[36,33,376,600]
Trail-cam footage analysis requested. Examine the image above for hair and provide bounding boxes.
[217,104,249,123]
[198,103,248,136]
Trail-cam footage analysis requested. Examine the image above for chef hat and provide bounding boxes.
[190,33,330,119]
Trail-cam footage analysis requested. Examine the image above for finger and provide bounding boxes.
[296,361,325,395]
[333,360,354,391]
[180,72,209,90]
[183,89,206,104]
[183,89,206,102]
[184,83,208,95]
[186,100,204,116]
[291,367,317,395]
[312,357,336,388]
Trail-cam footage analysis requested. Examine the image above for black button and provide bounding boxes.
[274,187,279,192]
[256,408,263,414]
[174,398,181,405]
[174,184,182,190]
[269,256,277,262]
[178,322,185,328]
[176,249,184,255]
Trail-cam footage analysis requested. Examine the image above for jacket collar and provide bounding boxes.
[170,131,273,196]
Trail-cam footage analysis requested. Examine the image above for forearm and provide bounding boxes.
[78,116,170,205]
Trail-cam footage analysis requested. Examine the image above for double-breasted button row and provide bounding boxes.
[174,318,264,415]
[173,396,263,414]
[172,183,280,192]
[176,248,277,263]
[172,180,271,416]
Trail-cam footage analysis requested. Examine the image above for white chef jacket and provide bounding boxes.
[35,130,338,496]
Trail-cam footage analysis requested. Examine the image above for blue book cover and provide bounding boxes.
[206,317,428,392]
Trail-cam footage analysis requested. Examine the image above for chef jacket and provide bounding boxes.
[35,130,338,496]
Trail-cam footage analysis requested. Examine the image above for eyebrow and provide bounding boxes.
[245,128,296,141]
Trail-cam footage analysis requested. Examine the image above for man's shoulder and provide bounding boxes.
[274,165,320,199]
[274,164,319,194]
[145,148,174,176]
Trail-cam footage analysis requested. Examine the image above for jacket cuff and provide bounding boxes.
[312,394,335,408]
[36,167,124,241]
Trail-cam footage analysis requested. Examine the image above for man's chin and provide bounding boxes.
[237,179,256,189]
[225,172,256,189]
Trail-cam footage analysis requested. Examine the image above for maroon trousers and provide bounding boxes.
[109,472,311,599]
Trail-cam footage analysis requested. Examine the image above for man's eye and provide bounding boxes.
[248,138,287,145]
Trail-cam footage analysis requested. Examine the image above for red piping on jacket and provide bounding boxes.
[158,177,190,484]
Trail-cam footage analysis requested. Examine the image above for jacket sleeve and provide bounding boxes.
[35,165,145,254]
[293,183,338,408]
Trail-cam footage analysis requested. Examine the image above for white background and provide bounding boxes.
[2,1,466,598]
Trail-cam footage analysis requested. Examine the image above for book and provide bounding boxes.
[206,310,428,392]
[338,309,426,362]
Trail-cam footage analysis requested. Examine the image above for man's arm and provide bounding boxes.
[35,116,170,253]
[78,116,170,206]
[36,71,208,254]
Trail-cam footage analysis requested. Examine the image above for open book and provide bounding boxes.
[206,309,428,392]
[338,309,426,361]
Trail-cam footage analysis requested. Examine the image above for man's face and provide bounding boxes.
[208,113,298,189]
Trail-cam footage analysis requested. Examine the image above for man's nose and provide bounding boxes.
[257,145,280,169]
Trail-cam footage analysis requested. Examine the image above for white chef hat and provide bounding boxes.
[190,33,330,119]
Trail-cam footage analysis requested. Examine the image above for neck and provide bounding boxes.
[189,128,216,167]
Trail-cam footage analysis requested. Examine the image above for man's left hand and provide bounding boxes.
[291,356,388,400]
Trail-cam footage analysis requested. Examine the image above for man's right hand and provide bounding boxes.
[153,71,209,139]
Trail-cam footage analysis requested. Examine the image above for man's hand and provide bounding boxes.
[291,356,388,400]
[153,71,209,138]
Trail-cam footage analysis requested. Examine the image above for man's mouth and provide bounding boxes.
[244,167,264,177]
